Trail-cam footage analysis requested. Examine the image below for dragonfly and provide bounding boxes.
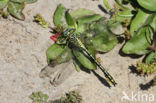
[60,28,117,86]
[40,27,117,86]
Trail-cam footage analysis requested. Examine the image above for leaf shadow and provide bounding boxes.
[128,65,155,90]
[139,79,154,90]
[128,65,141,76]
[92,70,111,88]
[117,36,125,44]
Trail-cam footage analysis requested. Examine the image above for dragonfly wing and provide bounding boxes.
[39,60,75,86]
[51,60,75,86]
[39,65,60,79]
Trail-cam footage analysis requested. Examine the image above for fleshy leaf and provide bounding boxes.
[46,43,66,64]
[117,9,135,17]
[145,26,153,44]
[103,0,111,11]
[10,0,24,3]
[8,2,25,20]
[115,0,129,10]
[0,0,9,9]
[53,4,66,26]
[92,31,118,52]
[122,27,151,55]
[137,0,156,12]
[143,14,156,26]
[150,15,156,31]
[73,59,81,72]
[88,18,118,52]
[145,51,156,64]
[71,8,95,19]
[76,22,88,33]
[108,9,135,29]
[123,0,131,3]
[89,17,107,33]
[130,9,150,36]
[108,19,123,29]
[77,14,102,24]
[54,47,72,65]
[24,0,37,4]
[65,10,76,27]
[72,48,96,70]
[87,47,96,58]
[34,14,50,28]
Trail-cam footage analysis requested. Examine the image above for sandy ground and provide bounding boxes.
[0,0,155,103]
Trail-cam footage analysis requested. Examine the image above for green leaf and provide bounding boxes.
[117,9,135,17]
[77,14,102,24]
[107,19,123,29]
[53,4,66,26]
[150,15,156,31]
[65,10,76,27]
[24,0,37,4]
[73,60,81,72]
[122,27,151,55]
[0,0,9,9]
[88,18,118,52]
[10,0,24,3]
[143,14,156,26]
[89,17,107,32]
[130,9,150,36]
[108,9,135,29]
[115,0,129,10]
[71,8,95,19]
[76,22,88,33]
[46,43,66,64]
[44,94,49,101]
[54,47,72,65]
[87,47,96,58]
[123,0,131,3]
[92,31,118,52]
[29,94,35,100]
[108,9,135,27]
[145,26,153,44]
[8,2,25,20]
[72,48,96,70]
[103,0,111,11]
[145,51,156,64]
[137,0,156,12]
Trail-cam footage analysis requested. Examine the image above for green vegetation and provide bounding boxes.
[136,61,156,75]
[29,91,82,103]
[103,0,156,74]
[46,4,118,73]
[29,91,49,103]
[0,0,37,20]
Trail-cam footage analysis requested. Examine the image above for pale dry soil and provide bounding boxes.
[0,0,155,103]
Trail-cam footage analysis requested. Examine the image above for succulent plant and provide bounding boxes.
[104,0,156,67]
[34,14,50,28]
[29,91,49,103]
[29,91,82,103]
[45,4,118,72]
[49,91,82,103]
[136,61,156,75]
[0,0,37,20]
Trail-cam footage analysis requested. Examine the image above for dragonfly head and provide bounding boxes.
[63,28,76,36]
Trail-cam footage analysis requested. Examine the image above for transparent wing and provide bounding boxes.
[39,60,75,86]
